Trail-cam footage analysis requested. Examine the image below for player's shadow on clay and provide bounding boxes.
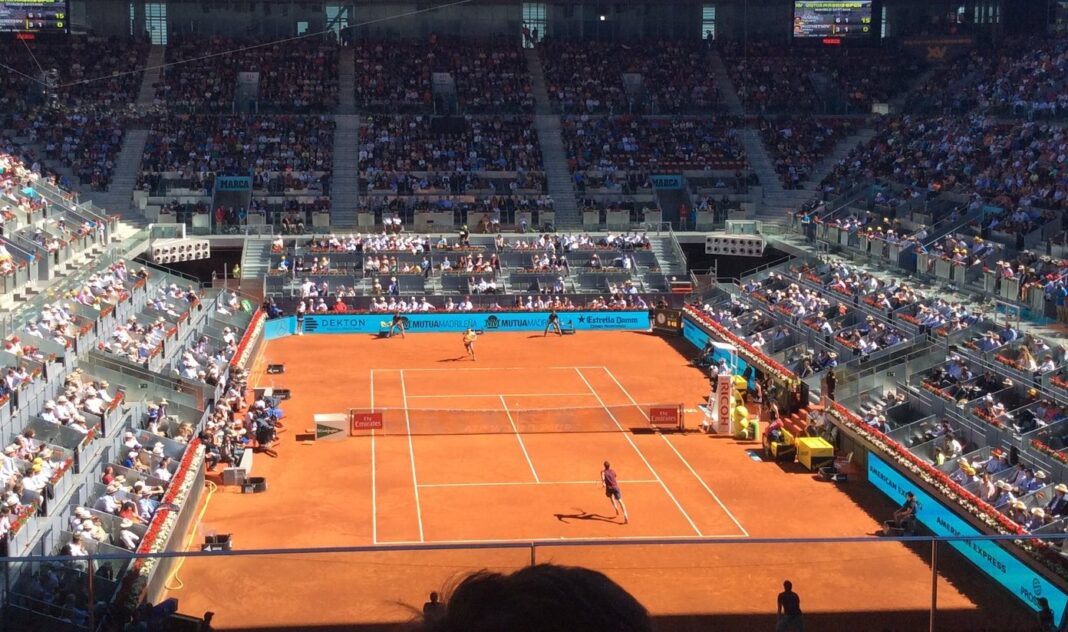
[554,509,622,524]
[437,356,469,362]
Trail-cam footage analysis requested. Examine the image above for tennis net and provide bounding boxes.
[348,403,685,436]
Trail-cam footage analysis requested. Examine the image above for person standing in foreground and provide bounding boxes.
[544,308,562,336]
[776,580,803,632]
[422,592,444,624]
[463,328,477,361]
[601,461,628,524]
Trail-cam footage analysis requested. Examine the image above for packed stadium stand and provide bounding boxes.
[3,0,1068,630]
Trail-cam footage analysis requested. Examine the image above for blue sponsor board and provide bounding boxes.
[681,314,753,381]
[297,311,650,335]
[264,316,296,340]
[650,174,683,190]
[867,452,1068,624]
[215,175,253,192]
[682,318,710,350]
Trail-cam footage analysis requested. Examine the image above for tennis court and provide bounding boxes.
[365,365,747,544]
[163,331,1032,631]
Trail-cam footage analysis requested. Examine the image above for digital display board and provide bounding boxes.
[794,1,872,38]
[0,0,68,34]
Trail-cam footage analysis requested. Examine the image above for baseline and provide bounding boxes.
[418,479,659,488]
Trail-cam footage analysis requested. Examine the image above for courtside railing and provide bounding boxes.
[3,533,1066,632]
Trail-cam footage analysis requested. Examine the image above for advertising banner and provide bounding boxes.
[349,410,384,432]
[867,453,1068,624]
[300,311,651,335]
[215,175,253,192]
[649,406,681,427]
[682,318,711,350]
[264,316,295,340]
[650,174,684,190]
[900,35,975,62]
[712,375,733,433]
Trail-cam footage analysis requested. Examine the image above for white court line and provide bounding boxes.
[379,534,749,546]
[418,479,659,488]
[370,370,377,545]
[406,393,593,399]
[600,367,749,537]
[501,395,540,483]
[399,369,425,542]
[396,366,605,373]
[574,368,702,536]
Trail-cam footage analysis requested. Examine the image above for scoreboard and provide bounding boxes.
[0,0,68,34]
[794,1,872,39]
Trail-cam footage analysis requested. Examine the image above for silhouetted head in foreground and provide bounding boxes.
[418,563,652,632]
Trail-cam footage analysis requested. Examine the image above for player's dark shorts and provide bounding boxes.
[605,487,621,500]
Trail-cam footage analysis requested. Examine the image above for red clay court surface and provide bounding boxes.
[164,331,1033,631]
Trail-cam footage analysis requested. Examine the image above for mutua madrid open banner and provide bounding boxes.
[868,452,1068,624]
[273,310,651,335]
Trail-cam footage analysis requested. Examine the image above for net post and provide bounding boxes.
[530,542,536,566]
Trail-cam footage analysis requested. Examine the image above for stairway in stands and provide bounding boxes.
[337,46,356,115]
[709,49,744,115]
[739,128,807,230]
[85,46,165,224]
[741,125,876,231]
[807,127,876,187]
[330,114,360,229]
[91,130,151,224]
[524,46,553,116]
[239,237,272,298]
[649,235,687,279]
[524,47,580,230]
[136,45,166,107]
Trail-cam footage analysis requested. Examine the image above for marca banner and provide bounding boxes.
[215,175,253,192]
[867,453,1068,624]
[652,308,683,333]
[650,174,683,190]
[300,311,651,335]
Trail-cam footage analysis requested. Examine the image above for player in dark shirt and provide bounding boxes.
[544,308,562,336]
[776,580,803,632]
[389,312,406,338]
[601,461,628,524]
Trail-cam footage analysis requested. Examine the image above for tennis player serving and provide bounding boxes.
[463,328,478,361]
[601,461,628,524]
